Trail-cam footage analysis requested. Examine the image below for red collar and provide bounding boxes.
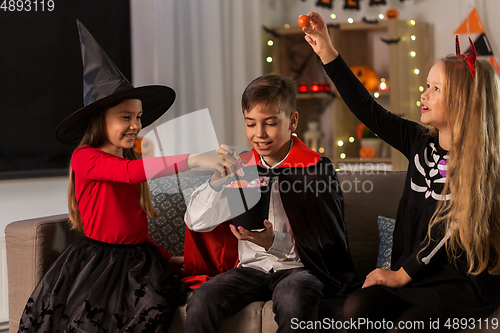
[240,136,320,169]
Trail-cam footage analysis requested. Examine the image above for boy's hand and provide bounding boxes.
[362,267,412,289]
[168,256,185,276]
[210,144,244,190]
[230,219,275,250]
[302,11,339,64]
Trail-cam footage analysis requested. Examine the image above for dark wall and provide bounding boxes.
[0,0,131,179]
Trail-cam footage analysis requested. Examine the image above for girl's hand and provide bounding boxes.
[362,267,412,289]
[209,144,245,190]
[187,149,242,177]
[168,256,185,276]
[229,219,275,250]
[302,11,339,64]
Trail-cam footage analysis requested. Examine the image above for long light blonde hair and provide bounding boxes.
[426,56,500,275]
[68,107,158,231]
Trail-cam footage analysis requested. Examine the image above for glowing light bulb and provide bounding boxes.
[267,40,274,46]
[379,14,384,19]
[419,86,424,92]
[374,92,380,98]
[331,13,337,19]
[349,137,355,143]
[414,69,420,75]
[266,57,273,63]
[410,20,416,25]
[411,35,416,41]
[410,51,416,57]
[416,101,421,107]
[338,140,344,147]
[319,147,325,153]
[340,153,346,159]
[348,18,354,24]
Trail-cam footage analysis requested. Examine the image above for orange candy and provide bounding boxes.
[233,180,248,188]
[298,15,311,28]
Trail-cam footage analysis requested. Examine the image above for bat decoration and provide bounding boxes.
[362,17,379,24]
[380,37,401,44]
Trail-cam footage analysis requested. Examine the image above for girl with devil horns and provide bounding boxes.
[304,11,500,332]
[17,21,238,333]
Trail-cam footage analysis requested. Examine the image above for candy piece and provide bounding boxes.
[237,157,247,167]
[298,15,311,28]
[233,180,248,188]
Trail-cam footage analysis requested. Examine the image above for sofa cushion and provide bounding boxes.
[338,171,406,276]
[148,175,211,256]
[376,216,396,270]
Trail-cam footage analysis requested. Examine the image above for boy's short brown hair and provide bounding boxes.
[241,74,296,116]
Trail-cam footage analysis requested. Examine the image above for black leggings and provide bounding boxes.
[343,286,455,332]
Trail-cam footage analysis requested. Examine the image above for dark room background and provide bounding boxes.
[0,0,131,179]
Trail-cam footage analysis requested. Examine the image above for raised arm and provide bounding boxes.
[303,11,424,157]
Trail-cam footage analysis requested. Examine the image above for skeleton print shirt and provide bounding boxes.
[324,56,451,278]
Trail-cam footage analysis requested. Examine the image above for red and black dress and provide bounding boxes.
[18,145,189,332]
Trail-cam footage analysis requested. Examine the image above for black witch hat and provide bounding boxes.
[55,20,175,145]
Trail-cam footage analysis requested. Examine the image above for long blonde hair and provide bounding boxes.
[426,56,500,275]
[68,108,158,231]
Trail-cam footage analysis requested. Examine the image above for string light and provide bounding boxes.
[331,13,337,19]
[319,147,325,153]
[340,153,346,159]
[374,92,380,98]
[379,14,384,19]
[348,18,354,24]
[338,140,344,147]
[414,69,420,75]
[411,35,417,41]
[267,40,274,46]
[410,51,416,57]
[266,57,273,63]
[410,20,416,26]
[349,137,355,143]
[416,101,421,107]
[419,86,425,92]
[284,24,290,29]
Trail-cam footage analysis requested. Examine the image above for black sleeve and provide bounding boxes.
[323,55,426,159]
[401,224,449,278]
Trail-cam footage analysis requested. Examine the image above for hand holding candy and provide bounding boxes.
[298,15,311,28]
[302,12,339,64]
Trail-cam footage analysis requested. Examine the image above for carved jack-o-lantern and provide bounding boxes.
[134,137,155,159]
[386,8,399,20]
[359,146,376,159]
[350,66,379,91]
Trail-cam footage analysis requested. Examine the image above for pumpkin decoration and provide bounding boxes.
[359,146,376,159]
[386,8,399,20]
[350,66,379,91]
[134,137,154,159]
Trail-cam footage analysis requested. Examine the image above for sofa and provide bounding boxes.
[6,170,500,332]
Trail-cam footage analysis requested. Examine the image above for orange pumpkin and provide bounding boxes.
[134,137,154,159]
[359,147,376,159]
[386,8,399,20]
[350,66,379,91]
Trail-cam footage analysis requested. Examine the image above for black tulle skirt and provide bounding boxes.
[18,237,188,332]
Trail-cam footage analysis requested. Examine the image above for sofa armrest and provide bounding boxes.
[5,213,83,332]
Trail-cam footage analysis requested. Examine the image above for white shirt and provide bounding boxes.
[185,141,303,273]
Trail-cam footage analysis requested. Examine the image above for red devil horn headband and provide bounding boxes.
[455,35,477,80]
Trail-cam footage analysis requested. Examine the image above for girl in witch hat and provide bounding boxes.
[17,21,239,333]
[304,12,500,332]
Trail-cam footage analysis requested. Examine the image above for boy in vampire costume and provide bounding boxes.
[182,74,359,333]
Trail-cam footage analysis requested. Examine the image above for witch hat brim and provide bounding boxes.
[55,20,175,146]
